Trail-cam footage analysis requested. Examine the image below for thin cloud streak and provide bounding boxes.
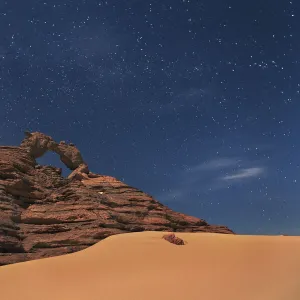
[187,157,240,172]
[157,157,266,202]
[222,167,265,181]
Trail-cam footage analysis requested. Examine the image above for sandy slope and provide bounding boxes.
[1,232,300,300]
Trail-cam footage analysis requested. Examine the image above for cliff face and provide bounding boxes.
[0,132,234,266]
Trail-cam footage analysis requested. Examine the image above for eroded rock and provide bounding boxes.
[20,131,85,170]
[163,233,185,245]
[0,131,234,266]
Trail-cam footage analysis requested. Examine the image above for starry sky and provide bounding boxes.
[1,0,300,235]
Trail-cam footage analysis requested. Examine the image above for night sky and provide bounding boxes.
[1,0,300,235]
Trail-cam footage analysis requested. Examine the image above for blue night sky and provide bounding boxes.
[1,0,300,235]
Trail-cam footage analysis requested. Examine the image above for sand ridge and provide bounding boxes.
[1,232,300,300]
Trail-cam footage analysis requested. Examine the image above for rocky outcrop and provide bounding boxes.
[20,131,86,170]
[0,132,234,266]
[163,233,185,245]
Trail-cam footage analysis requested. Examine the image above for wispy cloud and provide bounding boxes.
[187,157,241,172]
[156,156,267,202]
[222,167,265,181]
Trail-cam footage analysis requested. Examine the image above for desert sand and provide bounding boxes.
[1,232,300,300]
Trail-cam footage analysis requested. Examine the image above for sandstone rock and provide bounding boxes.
[0,131,234,266]
[68,163,89,181]
[163,233,185,245]
[20,131,85,170]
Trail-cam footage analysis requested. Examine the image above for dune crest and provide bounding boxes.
[1,232,300,300]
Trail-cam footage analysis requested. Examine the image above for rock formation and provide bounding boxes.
[20,131,86,170]
[163,233,185,245]
[0,131,234,266]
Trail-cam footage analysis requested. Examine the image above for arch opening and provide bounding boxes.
[36,151,72,177]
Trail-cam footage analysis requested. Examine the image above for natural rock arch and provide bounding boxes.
[20,131,89,179]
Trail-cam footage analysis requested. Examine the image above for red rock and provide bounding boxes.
[0,131,234,266]
[163,233,185,245]
[20,131,86,170]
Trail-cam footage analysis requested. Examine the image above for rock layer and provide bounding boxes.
[0,132,234,266]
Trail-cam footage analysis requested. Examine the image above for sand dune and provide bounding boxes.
[1,232,300,300]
